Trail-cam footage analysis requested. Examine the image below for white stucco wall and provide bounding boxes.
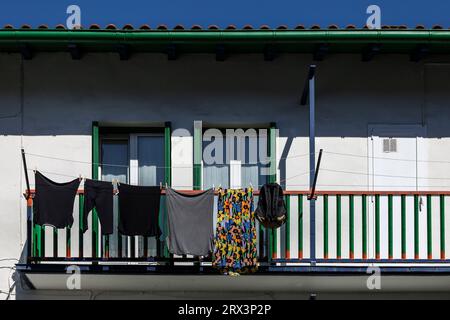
[0,52,450,298]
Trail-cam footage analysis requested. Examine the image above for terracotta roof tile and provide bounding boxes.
[122,24,134,30]
[1,23,450,31]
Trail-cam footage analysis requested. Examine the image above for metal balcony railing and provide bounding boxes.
[24,189,450,268]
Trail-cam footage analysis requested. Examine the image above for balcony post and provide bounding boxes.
[21,148,33,262]
[307,65,317,263]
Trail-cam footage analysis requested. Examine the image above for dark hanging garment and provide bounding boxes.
[117,183,161,237]
[166,188,214,256]
[33,171,80,229]
[83,179,114,235]
[255,183,287,229]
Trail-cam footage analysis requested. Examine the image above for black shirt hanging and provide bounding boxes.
[117,183,161,237]
[33,171,80,229]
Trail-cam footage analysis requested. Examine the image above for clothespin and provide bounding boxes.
[165,182,168,189]
[78,174,82,181]
[33,166,37,174]
[160,182,162,189]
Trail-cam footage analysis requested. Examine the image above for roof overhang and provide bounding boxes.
[2,29,450,55]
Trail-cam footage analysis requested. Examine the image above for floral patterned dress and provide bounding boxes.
[212,188,258,274]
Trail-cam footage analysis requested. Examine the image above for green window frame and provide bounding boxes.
[91,122,172,258]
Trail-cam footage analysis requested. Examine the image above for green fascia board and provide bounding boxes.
[1,29,450,53]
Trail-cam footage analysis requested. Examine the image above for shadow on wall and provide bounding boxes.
[0,54,448,137]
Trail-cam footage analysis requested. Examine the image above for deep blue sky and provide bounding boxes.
[0,1,448,28]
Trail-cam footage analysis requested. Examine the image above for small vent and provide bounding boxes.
[383,138,397,153]
[389,138,397,152]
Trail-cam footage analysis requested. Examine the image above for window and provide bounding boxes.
[99,127,167,258]
[202,127,270,189]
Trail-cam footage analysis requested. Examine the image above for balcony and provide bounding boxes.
[16,189,450,293]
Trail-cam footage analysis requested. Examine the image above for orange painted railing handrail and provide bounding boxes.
[25,189,450,196]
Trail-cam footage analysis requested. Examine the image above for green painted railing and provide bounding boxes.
[28,190,450,262]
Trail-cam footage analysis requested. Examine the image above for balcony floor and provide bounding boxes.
[16,260,450,294]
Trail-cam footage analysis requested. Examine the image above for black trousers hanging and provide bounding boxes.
[83,179,114,235]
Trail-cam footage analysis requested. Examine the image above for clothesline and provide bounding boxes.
[321,168,450,181]
[26,168,310,189]
[24,151,313,169]
[27,149,450,167]
[323,150,450,164]
[27,163,450,185]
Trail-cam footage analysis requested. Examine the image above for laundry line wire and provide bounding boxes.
[323,150,450,164]
[284,184,450,188]
[321,167,450,181]
[26,168,311,189]
[29,148,450,168]
[24,151,313,169]
[27,165,450,186]
[26,150,450,186]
